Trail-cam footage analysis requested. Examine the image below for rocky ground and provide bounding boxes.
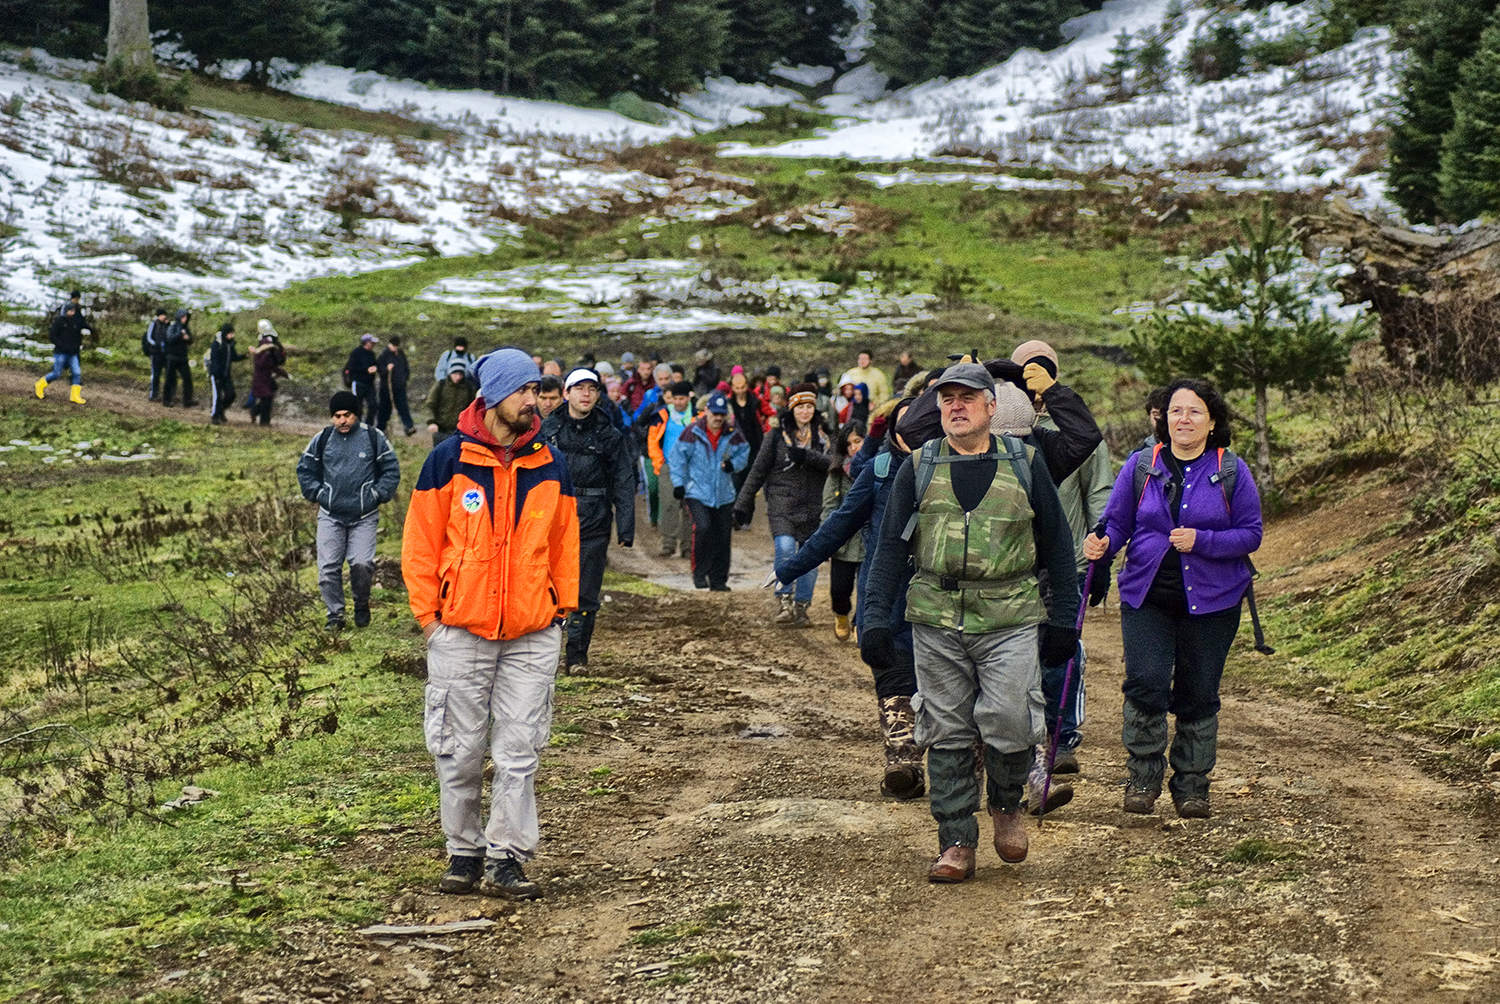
[125,483,1500,1004]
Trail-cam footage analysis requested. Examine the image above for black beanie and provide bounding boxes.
[329,391,361,416]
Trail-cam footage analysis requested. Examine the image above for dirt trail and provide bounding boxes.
[0,367,328,436]
[184,492,1500,1004]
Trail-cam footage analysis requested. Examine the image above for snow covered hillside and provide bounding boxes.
[0,0,1396,315]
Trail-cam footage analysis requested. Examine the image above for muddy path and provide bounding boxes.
[181,490,1500,1004]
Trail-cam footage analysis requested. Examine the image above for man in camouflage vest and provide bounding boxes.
[860,363,1079,883]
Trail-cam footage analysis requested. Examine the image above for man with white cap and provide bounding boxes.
[403,348,580,900]
[1012,339,1116,777]
[541,368,636,671]
[669,390,750,591]
[861,362,1078,883]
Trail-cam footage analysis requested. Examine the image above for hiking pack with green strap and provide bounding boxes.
[1132,443,1274,654]
[900,433,1032,541]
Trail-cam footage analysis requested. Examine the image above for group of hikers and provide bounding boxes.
[288,334,1263,897]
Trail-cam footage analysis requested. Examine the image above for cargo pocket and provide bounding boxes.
[910,691,934,750]
[423,686,456,756]
[532,682,556,753]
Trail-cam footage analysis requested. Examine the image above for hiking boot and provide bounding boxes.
[183,399,198,408]
[1123,784,1159,815]
[709,584,731,592]
[1174,797,1211,819]
[479,856,541,901]
[162,399,177,407]
[34,376,47,399]
[1051,748,1080,775]
[437,854,484,894]
[791,601,811,627]
[878,696,925,800]
[927,844,975,883]
[69,385,86,405]
[354,606,370,628]
[1026,759,1074,816]
[990,807,1028,863]
[833,613,851,641]
[325,618,345,633]
[774,594,795,625]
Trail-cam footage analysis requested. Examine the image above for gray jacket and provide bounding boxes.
[296,423,401,524]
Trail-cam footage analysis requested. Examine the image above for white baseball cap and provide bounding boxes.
[564,367,601,392]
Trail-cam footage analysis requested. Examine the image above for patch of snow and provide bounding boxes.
[677,77,804,128]
[771,65,836,87]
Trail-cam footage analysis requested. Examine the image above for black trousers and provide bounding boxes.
[378,384,414,432]
[685,500,733,589]
[162,358,193,404]
[250,396,274,425]
[148,353,165,398]
[731,467,754,526]
[830,558,859,615]
[210,375,234,421]
[1120,600,1241,721]
[353,382,377,425]
[566,533,611,667]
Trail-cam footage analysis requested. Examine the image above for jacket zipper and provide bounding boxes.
[959,510,970,633]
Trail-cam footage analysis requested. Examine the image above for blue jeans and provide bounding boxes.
[773,534,817,603]
[1042,570,1089,751]
[44,352,81,386]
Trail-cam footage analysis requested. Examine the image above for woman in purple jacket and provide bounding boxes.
[1083,378,1262,820]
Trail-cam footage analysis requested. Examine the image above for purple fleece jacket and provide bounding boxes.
[1099,447,1263,615]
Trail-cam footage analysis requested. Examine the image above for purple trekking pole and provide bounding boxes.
[1038,521,1106,829]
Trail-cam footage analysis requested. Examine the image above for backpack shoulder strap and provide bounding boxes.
[999,433,1032,500]
[313,426,335,476]
[1133,443,1164,508]
[1210,447,1238,513]
[901,439,942,541]
[873,451,891,479]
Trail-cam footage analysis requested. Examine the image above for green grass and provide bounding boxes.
[183,75,449,140]
[695,105,840,147]
[1223,838,1302,866]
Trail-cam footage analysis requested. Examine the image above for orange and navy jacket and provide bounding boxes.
[645,403,694,475]
[402,401,580,640]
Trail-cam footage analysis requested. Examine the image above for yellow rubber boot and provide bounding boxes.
[69,385,86,405]
[34,377,47,399]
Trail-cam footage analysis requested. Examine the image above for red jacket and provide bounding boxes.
[402,401,580,640]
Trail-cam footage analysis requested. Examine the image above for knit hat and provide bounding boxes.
[218,322,234,335]
[787,383,818,408]
[1011,339,1059,378]
[668,380,694,397]
[990,382,1036,436]
[448,360,469,376]
[621,351,636,365]
[705,392,730,414]
[329,391,361,416]
[475,348,541,408]
[595,360,615,377]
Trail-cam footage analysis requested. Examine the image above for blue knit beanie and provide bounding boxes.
[475,348,541,408]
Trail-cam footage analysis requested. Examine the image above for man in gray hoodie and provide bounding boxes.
[297,391,402,630]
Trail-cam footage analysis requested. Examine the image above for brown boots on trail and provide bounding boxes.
[878,696,926,800]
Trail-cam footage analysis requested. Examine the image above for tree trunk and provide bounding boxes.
[107,0,153,72]
[1253,379,1274,493]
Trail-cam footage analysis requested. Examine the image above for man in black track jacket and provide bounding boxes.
[541,367,637,672]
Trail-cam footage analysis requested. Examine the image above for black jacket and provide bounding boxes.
[345,347,378,392]
[736,425,833,540]
[208,334,246,381]
[692,362,721,398]
[49,312,85,355]
[541,405,637,544]
[142,319,169,356]
[729,391,766,461]
[377,348,410,390]
[164,314,193,359]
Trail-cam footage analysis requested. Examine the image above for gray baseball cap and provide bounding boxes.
[932,362,994,392]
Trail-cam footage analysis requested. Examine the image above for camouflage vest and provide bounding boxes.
[904,438,1046,634]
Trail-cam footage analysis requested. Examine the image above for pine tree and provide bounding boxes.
[1103,27,1133,100]
[721,0,801,81]
[1389,0,1500,224]
[782,0,856,70]
[628,0,729,100]
[870,0,941,88]
[1130,200,1356,491]
[331,0,434,78]
[153,0,338,84]
[1136,32,1170,92]
[1438,12,1500,222]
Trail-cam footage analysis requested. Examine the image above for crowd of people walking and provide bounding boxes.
[27,296,1266,897]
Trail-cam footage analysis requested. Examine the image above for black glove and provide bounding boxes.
[787,446,807,464]
[672,485,685,501]
[734,509,750,528]
[1088,558,1112,607]
[1041,624,1079,667]
[860,627,895,671]
[721,459,734,472]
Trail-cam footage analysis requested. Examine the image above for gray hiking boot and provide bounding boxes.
[1025,758,1073,816]
[1051,748,1080,774]
[437,855,483,894]
[774,594,795,625]
[1174,797,1211,819]
[479,856,541,901]
[791,600,811,627]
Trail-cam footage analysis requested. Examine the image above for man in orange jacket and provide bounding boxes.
[403,348,580,901]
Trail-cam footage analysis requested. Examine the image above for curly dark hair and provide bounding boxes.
[1154,378,1231,449]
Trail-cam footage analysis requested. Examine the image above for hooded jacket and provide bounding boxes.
[208,331,246,381]
[540,404,636,544]
[1099,447,1262,615]
[735,424,833,539]
[49,311,85,355]
[295,421,401,524]
[251,338,287,399]
[403,400,580,639]
[425,375,477,432]
[164,311,192,359]
[669,415,750,508]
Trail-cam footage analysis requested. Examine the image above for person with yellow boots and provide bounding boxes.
[35,302,90,404]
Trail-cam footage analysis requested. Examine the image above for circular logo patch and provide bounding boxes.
[461,488,483,514]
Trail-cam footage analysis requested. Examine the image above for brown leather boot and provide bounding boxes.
[927,844,976,883]
[878,696,925,800]
[990,807,1028,863]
